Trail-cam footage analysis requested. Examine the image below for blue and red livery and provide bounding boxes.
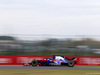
[24,56,77,67]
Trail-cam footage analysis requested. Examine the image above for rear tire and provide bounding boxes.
[31,60,38,66]
[68,60,74,67]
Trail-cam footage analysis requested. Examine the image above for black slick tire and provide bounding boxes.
[68,60,74,67]
[31,60,38,66]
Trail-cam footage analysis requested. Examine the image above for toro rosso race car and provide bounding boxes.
[24,56,77,67]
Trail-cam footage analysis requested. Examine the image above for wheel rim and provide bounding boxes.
[69,62,73,66]
[33,61,36,64]
[68,61,74,67]
[31,60,38,66]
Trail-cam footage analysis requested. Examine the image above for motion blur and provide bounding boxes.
[0,35,100,56]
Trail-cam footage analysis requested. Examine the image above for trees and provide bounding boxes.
[61,38,100,48]
[0,36,15,40]
[39,39,58,47]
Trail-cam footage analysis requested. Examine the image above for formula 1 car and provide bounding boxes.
[23,56,77,67]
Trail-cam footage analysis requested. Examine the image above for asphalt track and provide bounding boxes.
[0,65,100,70]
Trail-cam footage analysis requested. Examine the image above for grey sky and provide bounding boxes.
[0,0,100,40]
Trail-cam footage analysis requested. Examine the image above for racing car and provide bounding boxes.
[23,56,77,67]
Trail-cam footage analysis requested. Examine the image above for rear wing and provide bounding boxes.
[53,55,77,61]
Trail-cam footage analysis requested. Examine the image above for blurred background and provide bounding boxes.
[0,35,100,56]
[1,0,100,56]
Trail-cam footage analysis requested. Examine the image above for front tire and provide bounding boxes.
[68,60,74,67]
[31,60,38,66]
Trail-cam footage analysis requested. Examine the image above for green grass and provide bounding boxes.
[0,50,100,56]
[0,69,100,75]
